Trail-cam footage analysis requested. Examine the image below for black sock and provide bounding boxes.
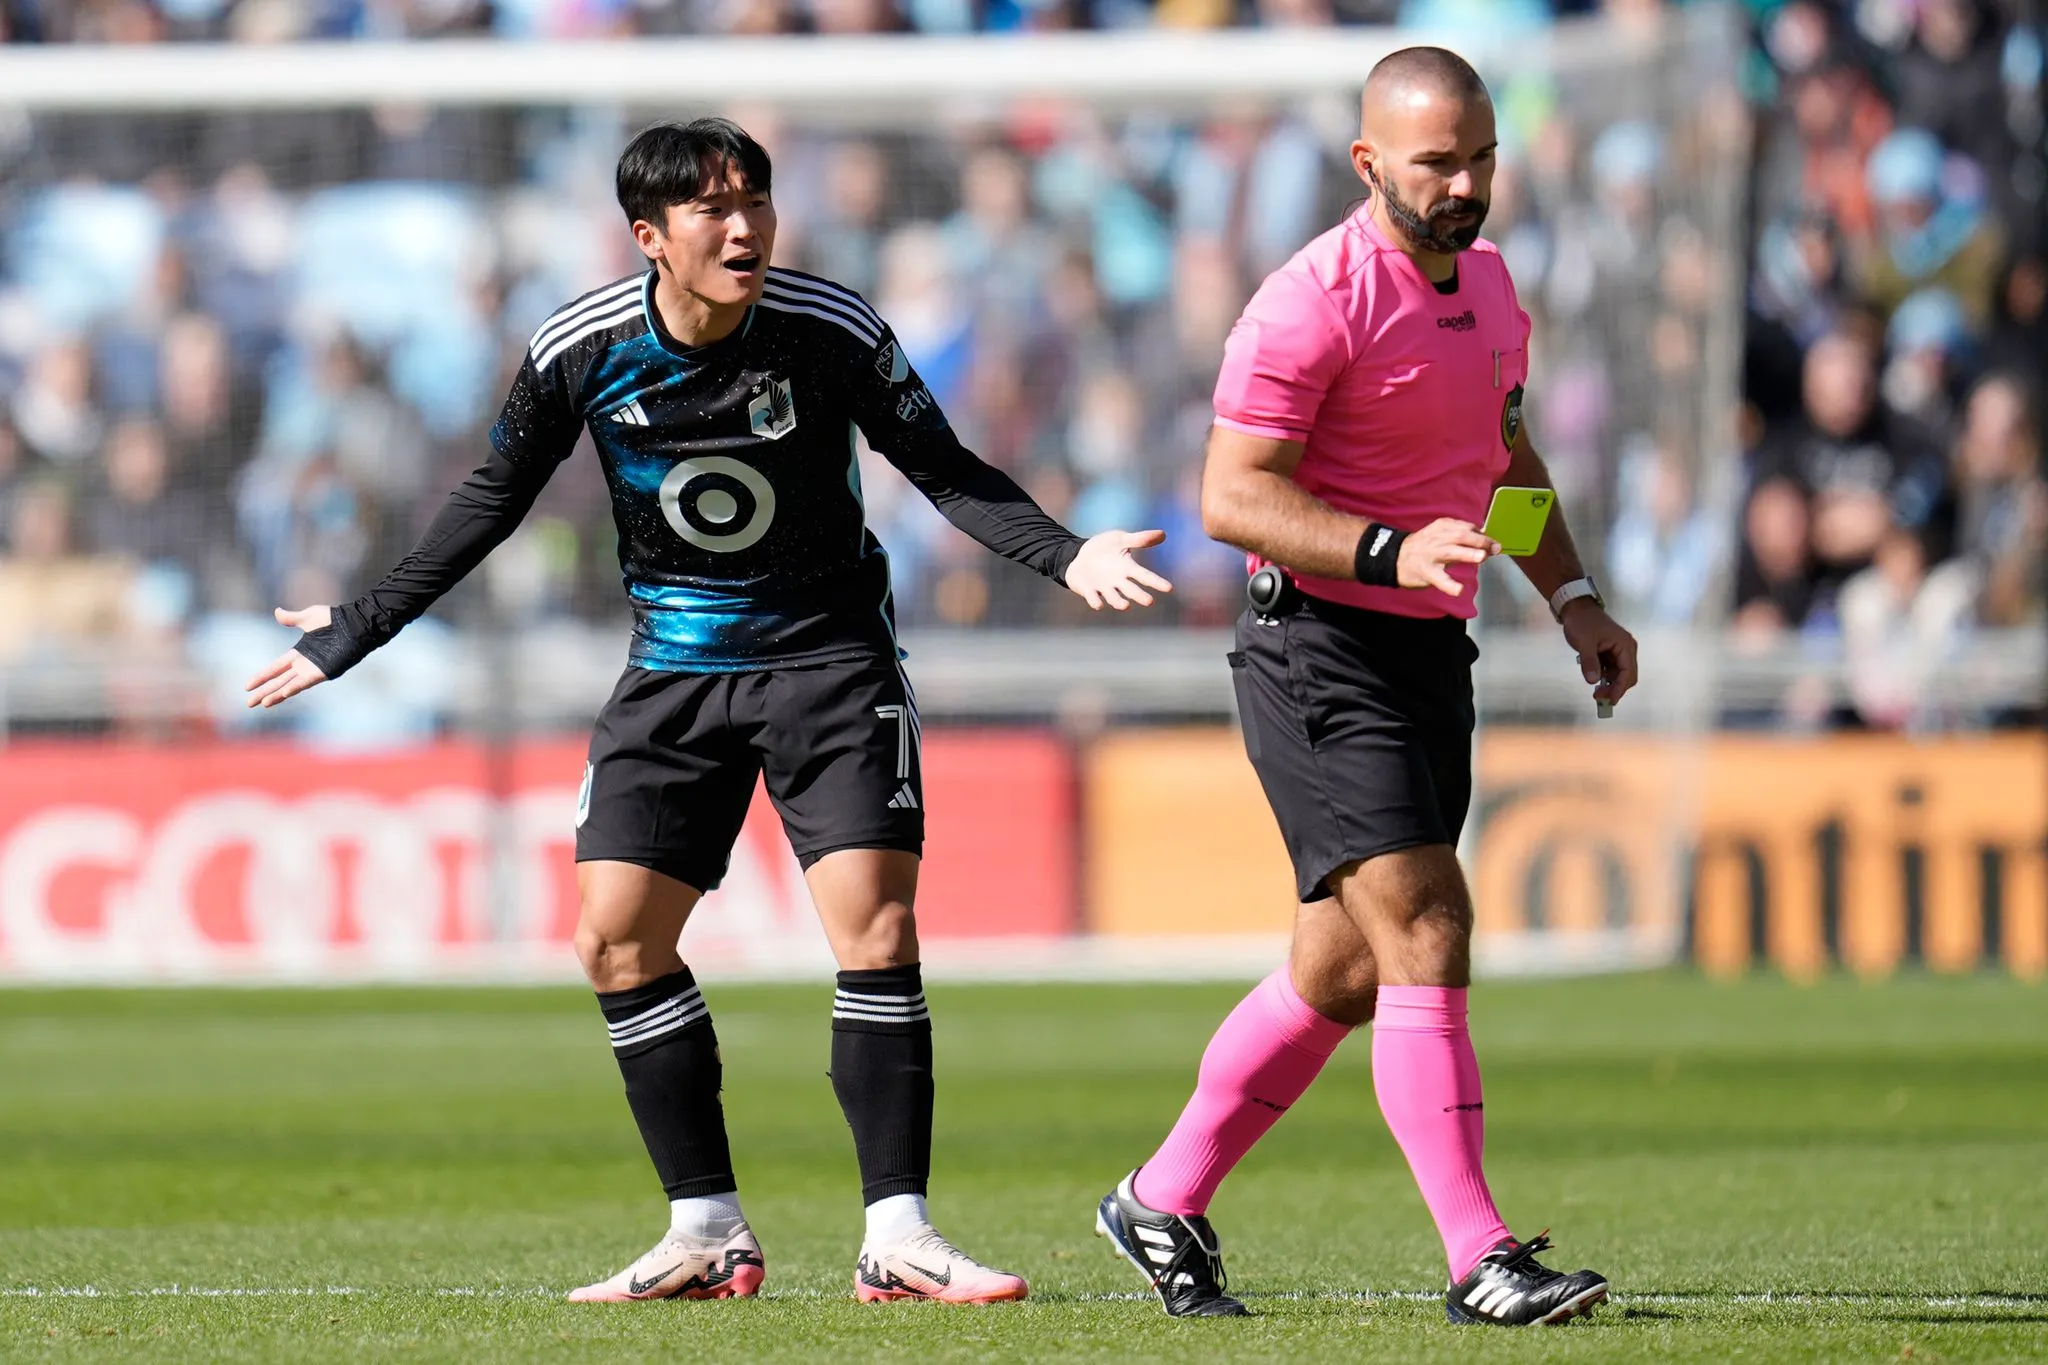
[830,964,933,1204]
[597,967,736,1199]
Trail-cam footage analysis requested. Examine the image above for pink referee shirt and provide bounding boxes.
[1213,207,1531,619]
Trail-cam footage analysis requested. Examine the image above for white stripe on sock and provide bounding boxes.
[832,1007,930,1024]
[608,988,705,1034]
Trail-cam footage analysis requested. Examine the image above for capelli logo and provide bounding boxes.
[1436,310,1478,332]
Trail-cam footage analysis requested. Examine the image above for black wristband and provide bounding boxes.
[1353,522,1407,588]
[291,611,370,681]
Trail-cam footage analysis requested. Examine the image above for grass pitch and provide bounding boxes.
[2,973,2044,1362]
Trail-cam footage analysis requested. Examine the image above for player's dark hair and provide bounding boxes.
[616,118,773,229]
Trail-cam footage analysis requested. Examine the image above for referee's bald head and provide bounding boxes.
[1361,46,1491,126]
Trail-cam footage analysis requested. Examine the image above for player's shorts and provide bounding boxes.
[1230,594,1477,903]
[575,652,923,892]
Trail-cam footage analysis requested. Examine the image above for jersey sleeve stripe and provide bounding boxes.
[765,269,884,330]
[534,300,645,372]
[527,277,644,355]
[755,293,881,346]
[760,279,881,343]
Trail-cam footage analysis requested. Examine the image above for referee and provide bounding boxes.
[245,118,1170,1306]
[1095,49,1637,1326]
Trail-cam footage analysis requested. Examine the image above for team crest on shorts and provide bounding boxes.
[1501,383,1525,449]
[748,377,798,441]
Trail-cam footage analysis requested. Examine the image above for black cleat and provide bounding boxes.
[1444,1232,1608,1326]
[1094,1170,1249,1318]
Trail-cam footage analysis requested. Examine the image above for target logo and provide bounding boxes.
[660,456,778,553]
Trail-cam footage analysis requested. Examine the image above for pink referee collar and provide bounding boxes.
[1349,201,1440,292]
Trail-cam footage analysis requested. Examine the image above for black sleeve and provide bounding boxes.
[294,355,581,679]
[851,325,1084,585]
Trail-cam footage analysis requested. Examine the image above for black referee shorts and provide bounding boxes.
[1230,595,1478,902]
[574,653,923,892]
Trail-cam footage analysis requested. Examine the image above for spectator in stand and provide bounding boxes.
[1752,327,1949,608]
[1945,373,2046,627]
[1853,127,2005,329]
[1731,474,1817,640]
[158,312,252,512]
[1985,254,2046,406]
[88,417,208,581]
[1607,432,1719,626]
[1879,286,1971,440]
[1890,0,2018,218]
[10,339,102,468]
[0,421,29,551]
[794,139,891,300]
[0,480,137,666]
[1837,520,1974,730]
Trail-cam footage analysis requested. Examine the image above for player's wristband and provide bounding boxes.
[1353,523,1407,589]
[291,608,372,681]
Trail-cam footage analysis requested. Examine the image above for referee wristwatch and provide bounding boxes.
[1548,576,1604,622]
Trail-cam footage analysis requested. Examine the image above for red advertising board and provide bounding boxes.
[0,733,1075,981]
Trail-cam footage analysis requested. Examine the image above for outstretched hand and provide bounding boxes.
[1065,529,1174,611]
[244,605,333,710]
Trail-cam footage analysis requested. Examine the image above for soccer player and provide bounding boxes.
[1094,49,1638,1326]
[245,118,1171,1306]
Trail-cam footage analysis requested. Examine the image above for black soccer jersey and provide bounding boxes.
[297,267,1083,679]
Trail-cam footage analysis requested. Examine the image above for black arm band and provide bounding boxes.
[1353,522,1407,588]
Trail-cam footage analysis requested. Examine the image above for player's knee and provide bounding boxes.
[1410,895,1472,940]
[837,901,919,971]
[574,921,656,992]
[1301,970,1376,1027]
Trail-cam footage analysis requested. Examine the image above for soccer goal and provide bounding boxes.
[0,13,1749,981]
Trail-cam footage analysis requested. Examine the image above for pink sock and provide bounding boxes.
[1133,969,1353,1216]
[1371,985,1512,1280]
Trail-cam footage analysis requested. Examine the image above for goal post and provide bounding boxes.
[0,13,1751,981]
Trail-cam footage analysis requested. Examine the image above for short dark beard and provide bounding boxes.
[1368,166,1487,253]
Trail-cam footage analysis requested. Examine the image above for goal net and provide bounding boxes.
[0,13,1749,980]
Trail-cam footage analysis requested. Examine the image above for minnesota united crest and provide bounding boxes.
[748,377,798,441]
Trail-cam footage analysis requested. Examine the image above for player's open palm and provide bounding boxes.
[1397,518,1499,595]
[245,605,332,709]
[1065,529,1174,611]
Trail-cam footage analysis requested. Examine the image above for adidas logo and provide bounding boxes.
[607,399,650,426]
[1465,1280,1528,1318]
[886,784,919,810]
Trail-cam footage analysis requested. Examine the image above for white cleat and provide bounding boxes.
[567,1223,766,1302]
[855,1227,1029,1304]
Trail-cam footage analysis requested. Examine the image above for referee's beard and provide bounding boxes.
[1368,167,1488,254]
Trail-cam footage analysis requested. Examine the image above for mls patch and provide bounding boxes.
[748,377,797,441]
[575,763,594,828]
[1501,383,1525,449]
[874,339,910,385]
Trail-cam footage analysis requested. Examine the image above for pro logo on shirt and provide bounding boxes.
[1501,383,1525,449]
[748,377,798,440]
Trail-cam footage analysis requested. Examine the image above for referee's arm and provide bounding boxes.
[1494,425,1640,706]
[1201,426,1499,597]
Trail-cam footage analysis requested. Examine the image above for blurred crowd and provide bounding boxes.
[2,0,1664,41]
[1734,0,2046,729]
[0,0,2041,738]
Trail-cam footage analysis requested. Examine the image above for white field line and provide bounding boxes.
[1,1286,2041,1309]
